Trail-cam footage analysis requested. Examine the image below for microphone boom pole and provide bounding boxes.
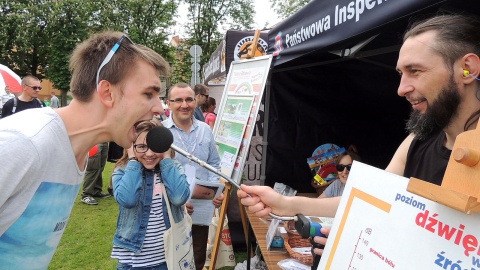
[171,144,242,190]
[145,126,295,221]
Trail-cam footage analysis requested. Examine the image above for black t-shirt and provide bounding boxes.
[404,132,451,185]
[1,97,43,118]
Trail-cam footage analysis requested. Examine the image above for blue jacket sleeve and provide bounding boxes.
[112,161,143,208]
[160,158,190,206]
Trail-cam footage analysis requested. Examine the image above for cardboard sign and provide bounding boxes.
[213,55,272,183]
[319,162,480,270]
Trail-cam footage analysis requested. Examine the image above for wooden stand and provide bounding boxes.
[407,123,480,214]
[209,28,263,269]
[207,179,231,270]
[241,29,261,60]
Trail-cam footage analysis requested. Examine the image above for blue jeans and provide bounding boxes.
[117,262,167,270]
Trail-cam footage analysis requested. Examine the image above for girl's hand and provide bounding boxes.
[163,148,172,159]
[127,145,135,158]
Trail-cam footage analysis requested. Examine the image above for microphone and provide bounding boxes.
[145,125,175,153]
[145,126,242,190]
[146,126,295,222]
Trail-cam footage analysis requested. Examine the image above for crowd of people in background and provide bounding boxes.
[163,83,223,270]
[2,12,480,270]
[0,83,61,118]
[239,13,480,259]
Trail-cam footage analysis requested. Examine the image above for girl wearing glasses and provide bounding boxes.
[319,147,361,198]
[111,120,191,270]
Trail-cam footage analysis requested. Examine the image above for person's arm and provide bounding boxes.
[385,134,414,175]
[238,184,341,218]
[208,120,215,130]
[309,136,415,255]
[1,99,13,118]
[0,133,41,235]
[112,147,143,208]
[206,114,215,129]
[161,156,190,206]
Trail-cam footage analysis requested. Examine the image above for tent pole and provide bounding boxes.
[260,70,272,186]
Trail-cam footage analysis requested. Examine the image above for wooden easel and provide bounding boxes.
[207,179,231,270]
[208,29,262,270]
[408,122,480,213]
[208,182,252,270]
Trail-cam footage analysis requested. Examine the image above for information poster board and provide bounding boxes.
[213,55,272,183]
[319,162,480,270]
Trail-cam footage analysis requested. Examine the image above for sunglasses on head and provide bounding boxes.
[96,35,135,90]
[336,164,352,172]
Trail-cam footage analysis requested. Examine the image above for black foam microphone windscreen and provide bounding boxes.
[145,126,174,153]
[146,125,247,193]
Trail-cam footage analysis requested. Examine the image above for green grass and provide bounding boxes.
[49,162,247,269]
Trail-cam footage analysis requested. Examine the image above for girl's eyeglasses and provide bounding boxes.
[133,144,149,153]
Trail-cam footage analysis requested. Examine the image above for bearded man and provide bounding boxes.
[386,14,480,185]
[237,14,480,259]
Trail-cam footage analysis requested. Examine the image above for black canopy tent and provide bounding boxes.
[263,0,480,193]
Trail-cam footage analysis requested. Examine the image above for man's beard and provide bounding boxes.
[406,76,461,141]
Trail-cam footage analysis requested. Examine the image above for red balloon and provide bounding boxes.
[89,145,99,157]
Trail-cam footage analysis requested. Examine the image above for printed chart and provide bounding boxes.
[319,162,480,270]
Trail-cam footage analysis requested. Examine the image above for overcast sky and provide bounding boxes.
[171,1,280,38]
[253,0,280,29]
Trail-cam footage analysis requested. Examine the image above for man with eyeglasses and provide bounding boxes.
[0,31,168,268]
[162,82,224,270]
[1,75,44,118]
[193,83,209,122]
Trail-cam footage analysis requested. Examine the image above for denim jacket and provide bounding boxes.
[112,158,190,252]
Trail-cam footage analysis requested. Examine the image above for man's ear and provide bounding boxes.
[462,53,480,81]
[96,80,114,108]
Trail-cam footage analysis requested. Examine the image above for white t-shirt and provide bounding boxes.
[0,107,84,269]
[1,93,14,107]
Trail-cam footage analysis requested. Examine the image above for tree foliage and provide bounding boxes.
[0,1,51,78]
[46,0,91,91]
[0,0,177,92]
[269,0,311,19]
[172,0,254,84]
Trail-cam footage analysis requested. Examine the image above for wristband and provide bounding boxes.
[128,157,138,161]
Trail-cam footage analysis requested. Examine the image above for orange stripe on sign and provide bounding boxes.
[324,188,391,269]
